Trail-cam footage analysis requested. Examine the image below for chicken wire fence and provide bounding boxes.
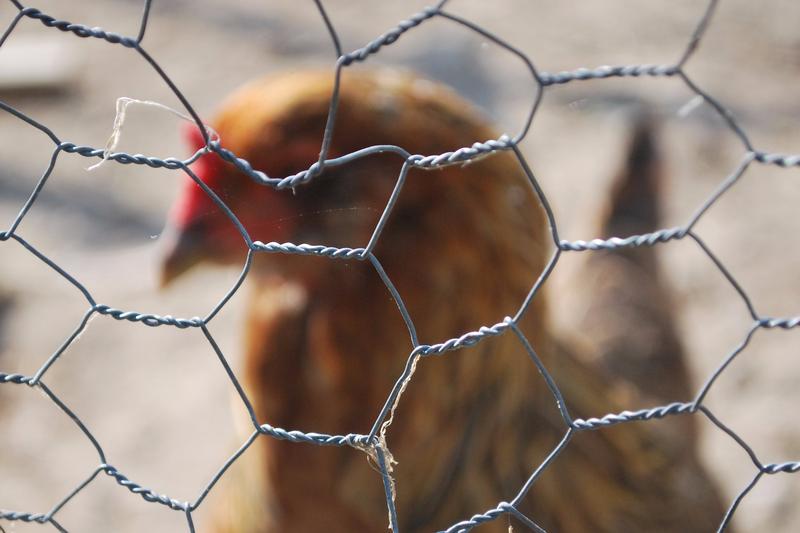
[1,0,799,532]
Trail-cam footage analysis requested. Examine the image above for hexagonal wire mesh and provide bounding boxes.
[1,1,798,532]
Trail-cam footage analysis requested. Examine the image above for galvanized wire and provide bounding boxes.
[1,1,798,532]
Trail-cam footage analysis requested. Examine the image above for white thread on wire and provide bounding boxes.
[88,97,217,171]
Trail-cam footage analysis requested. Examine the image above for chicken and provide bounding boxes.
[160,69,730,532]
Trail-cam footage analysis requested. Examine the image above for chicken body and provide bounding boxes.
[162,69,729,532]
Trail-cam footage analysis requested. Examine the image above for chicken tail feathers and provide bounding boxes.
[578,114,693,406]
[604,114,663,239]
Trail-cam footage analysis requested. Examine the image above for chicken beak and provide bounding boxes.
[158,221,206,289]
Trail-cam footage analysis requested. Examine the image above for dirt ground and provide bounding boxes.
[1,1,800,532]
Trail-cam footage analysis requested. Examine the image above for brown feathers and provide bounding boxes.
[161,70,728,532]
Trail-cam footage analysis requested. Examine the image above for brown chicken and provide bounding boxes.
[160,69,730,532]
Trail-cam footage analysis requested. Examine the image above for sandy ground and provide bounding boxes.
[1,1,800,532]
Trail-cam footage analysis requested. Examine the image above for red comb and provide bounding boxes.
[171,120,226,227]
[183,122,208,151]
[182,121,224,178]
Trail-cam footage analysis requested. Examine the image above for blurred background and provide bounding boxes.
[1,1,799,531]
